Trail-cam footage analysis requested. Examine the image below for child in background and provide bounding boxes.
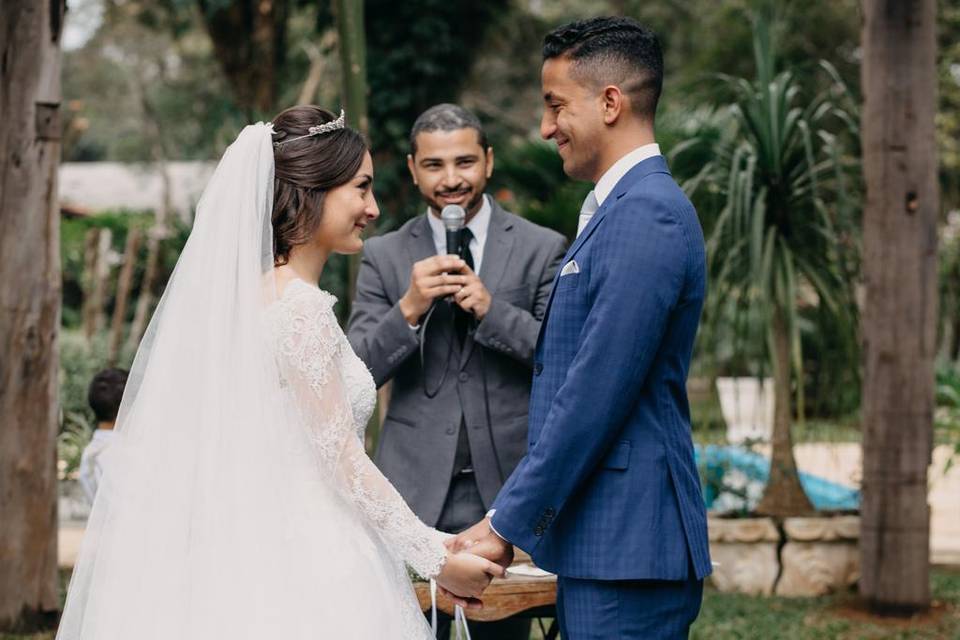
[78,368,128,504]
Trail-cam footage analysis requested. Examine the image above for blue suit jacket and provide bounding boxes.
[492,156,712,581]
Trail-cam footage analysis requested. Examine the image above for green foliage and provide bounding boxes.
[358,0,512,223]
[936,363,960,471]
[58,414,95,478]
[938,3,960,213]
[490,140,590,240]
[61,211,190,329]
[62,0,247,162]
[679,14,861,419]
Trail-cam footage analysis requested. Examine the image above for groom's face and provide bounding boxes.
[540,56,606,182]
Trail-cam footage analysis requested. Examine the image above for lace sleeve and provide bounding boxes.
[274,284,448,579]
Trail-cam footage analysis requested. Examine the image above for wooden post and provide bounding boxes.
[0,0,65,630]
[108,227,143,365]
[860,0,938,614]
[82,228,113,340]
[126,226,163,354]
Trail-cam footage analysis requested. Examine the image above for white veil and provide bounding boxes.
[57,124,399,639]
[57,122,286,637]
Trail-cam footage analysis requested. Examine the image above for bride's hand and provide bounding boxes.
[435,552,506,605]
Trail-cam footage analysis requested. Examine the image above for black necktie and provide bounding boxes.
[454,228,475,343]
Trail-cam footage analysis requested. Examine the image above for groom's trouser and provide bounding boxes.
[432,464,530,640]
[556,573,703,640]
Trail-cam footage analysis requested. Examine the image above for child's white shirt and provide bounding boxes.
[78,429,116,504]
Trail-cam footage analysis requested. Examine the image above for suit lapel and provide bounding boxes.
[460,201,514,368]
[536,156,674,342]
[406,213,438,269]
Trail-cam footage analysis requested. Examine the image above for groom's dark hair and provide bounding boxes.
[543,17,663,122]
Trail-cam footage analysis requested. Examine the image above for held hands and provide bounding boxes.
[435,551,506,609]
[446,517,513,569]
[399,256,491,326]
[438,517,514,608]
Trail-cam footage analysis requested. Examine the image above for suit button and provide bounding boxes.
[458,372,469,382]
[545,507,555,517]
[446,426,456,435]
[533,363,543,376]
[534,526,544,536]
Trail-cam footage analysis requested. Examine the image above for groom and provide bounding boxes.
[450,17,712,639]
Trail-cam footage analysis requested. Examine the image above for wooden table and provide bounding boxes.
[414,550,559,638]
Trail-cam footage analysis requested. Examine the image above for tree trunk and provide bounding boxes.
[108,227,143,365]
[755,308,815,517]
[333,0,369,313]
[197,0,288,115]
[860,0,938,615]
[0,0,64,630]
[334,0,369,137]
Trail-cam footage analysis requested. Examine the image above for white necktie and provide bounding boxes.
[577,190,599,238]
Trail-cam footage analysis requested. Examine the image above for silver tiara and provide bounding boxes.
[273,110,346,146]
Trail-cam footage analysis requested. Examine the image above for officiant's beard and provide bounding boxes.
[427,188,486,220]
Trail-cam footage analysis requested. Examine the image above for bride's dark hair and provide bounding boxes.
[270,105,367,265]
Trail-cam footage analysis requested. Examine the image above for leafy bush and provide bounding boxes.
[490,139,591,240]
[61,211,190,330]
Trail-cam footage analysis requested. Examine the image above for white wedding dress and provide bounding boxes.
[56,124,446,639]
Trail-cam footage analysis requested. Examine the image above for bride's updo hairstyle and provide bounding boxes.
[270,105,367,265]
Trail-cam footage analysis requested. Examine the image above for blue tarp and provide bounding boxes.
[695,444,861,511]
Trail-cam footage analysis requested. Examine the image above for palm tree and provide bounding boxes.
[679,14,860,517]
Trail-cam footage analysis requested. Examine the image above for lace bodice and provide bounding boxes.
[267,279,447,580]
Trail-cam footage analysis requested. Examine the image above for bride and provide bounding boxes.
[56,106,504,639]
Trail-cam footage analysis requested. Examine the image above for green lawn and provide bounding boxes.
[536,569,960,639]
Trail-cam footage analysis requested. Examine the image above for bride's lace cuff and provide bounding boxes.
[273,283,448,579]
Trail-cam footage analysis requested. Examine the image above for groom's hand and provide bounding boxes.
[447,517,514,569]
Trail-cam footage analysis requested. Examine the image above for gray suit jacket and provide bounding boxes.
[347,199,567,526]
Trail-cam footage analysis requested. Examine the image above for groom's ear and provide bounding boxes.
[601,85,626,126]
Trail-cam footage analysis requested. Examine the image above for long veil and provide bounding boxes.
[57,124,402,639]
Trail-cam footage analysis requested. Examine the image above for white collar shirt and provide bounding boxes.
[425,194,492,275]
[78,429,117,505]
[593,143,662,207]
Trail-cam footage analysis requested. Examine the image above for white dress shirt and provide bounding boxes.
[78,429,117,504]
[593,143,662,207]
[425,194,492,276]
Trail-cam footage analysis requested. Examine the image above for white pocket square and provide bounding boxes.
[560,260,580,276]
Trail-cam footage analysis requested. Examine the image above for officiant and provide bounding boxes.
[347,104,565,639]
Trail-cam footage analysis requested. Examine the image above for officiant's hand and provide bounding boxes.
[446,517,513,569]
[399,256,469,325]
[452,264,491,320]
[436,552,505,606]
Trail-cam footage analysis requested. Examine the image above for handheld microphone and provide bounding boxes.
[441,204,466,257]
